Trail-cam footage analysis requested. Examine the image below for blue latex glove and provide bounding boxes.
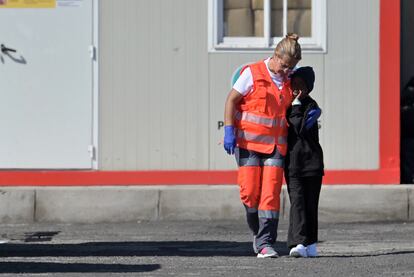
[305,108,321,130]
[224,125,236,155]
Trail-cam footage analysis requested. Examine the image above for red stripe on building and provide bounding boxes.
[379,0,400,173]
[0,168,400,186]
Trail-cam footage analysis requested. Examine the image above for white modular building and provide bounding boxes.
[0,0,407,185]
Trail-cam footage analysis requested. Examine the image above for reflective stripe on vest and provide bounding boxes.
[237,130,276,145]
[279,118,287,128]
[235,111,276,128]
[278,136,287,144]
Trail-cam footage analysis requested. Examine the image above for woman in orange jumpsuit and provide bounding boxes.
[224,34,303,258]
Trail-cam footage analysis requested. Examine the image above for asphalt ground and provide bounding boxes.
[0,220,413,276]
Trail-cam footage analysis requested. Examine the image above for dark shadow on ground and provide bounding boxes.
[0,241,289,257]
[0,262,160,274]
[24,231,60,242]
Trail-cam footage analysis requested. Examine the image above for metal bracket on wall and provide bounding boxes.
[89,45,97,61]
[88,145,96,160]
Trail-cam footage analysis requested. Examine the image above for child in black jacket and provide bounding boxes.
[285,66,324,258]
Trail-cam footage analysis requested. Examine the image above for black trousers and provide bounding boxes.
[286,175,322,249]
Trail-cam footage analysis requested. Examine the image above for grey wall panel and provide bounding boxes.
[323,0,379,169]
[100,0,209,170]
[99,0,380,171]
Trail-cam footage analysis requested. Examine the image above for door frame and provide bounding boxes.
[0,0,98,169]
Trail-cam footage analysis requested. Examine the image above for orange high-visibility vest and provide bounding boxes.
[235,60,293,155]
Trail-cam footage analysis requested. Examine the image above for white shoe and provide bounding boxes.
[289,244,308,258]
[306,243,318,257]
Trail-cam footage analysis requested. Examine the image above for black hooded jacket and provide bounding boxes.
[284,96,324,177]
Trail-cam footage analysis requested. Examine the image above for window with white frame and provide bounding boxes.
[209,0,326,52]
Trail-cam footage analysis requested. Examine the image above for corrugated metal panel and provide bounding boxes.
[323,0,379,169]
[100,0,209,170]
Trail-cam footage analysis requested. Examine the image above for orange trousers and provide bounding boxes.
[236,147,284,212]
[238,165,283,211]
[236,147,284,251]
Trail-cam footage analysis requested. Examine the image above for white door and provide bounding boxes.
[0,2,94,169]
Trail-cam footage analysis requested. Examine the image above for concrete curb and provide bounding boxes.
[0,185,412,223]
[0,188,35,223]
[35,187,159,223]
[283,185,410,222]
[159,186,244,220]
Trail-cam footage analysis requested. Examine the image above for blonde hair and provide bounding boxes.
[274,33,302,61]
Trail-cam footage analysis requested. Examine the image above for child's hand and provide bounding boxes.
[293,90,302,98]
[293,90,308,101]
[295,90,308,100]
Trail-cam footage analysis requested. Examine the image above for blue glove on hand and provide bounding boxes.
[224,125,236,155]
[305,108,322,130]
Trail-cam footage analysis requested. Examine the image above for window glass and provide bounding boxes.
[252,0,283,37]
[223,0,310,38]
[287,0,312,37]
[213,0,325,51]
[223,0,254,36]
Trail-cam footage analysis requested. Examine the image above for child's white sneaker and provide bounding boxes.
[306,243,318,257]
[289,244,308,258]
